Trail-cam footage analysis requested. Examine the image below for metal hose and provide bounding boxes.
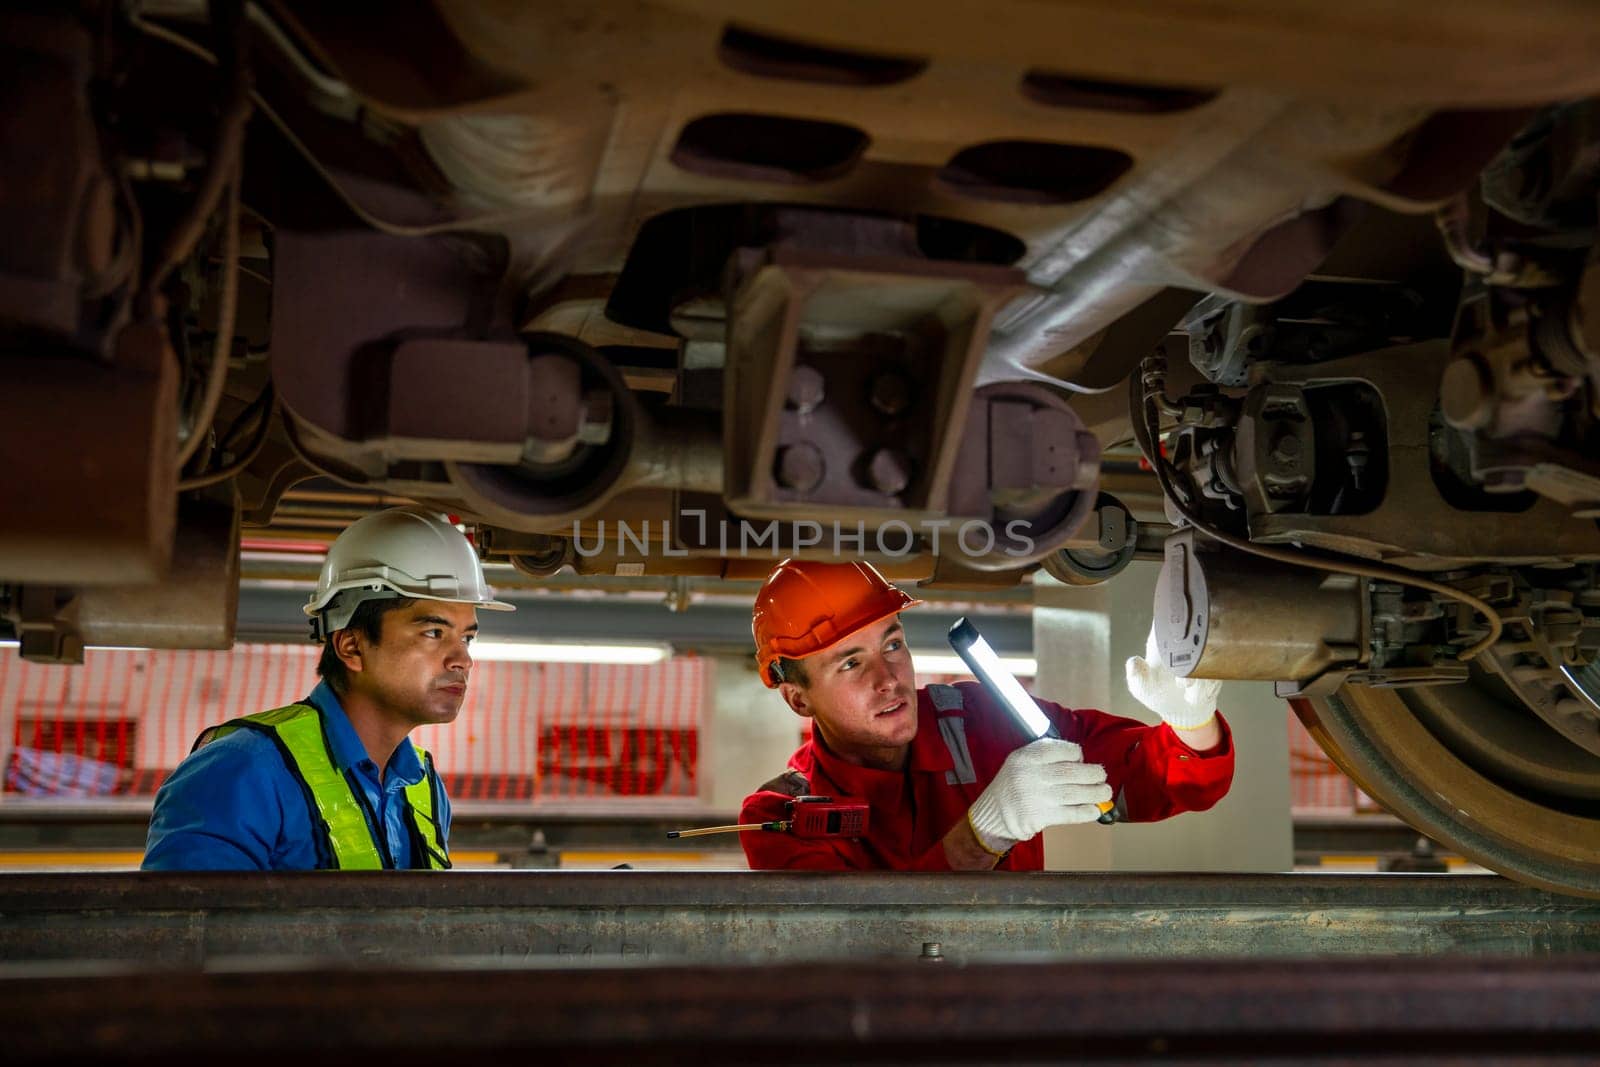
[175,175,241,473]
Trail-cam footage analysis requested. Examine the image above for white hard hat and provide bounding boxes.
[304,507,513,639]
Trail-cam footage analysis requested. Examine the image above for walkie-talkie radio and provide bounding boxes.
[668,795,870,840]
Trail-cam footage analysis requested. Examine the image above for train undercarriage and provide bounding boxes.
[2,1,1599,893]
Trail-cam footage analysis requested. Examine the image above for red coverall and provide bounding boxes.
[740,680,1234,871]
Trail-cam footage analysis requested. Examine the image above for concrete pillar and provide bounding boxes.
[1036,561,1293,873]
[703,652,805,815]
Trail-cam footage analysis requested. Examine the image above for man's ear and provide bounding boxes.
[333,628,365,676]
[778,681,812,718]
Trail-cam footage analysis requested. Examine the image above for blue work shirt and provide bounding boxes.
[142,681,451,871]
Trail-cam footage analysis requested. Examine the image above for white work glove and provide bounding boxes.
[966,738,1112,856]
[1125,627,1221,731]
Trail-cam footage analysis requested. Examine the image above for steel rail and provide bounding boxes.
[2,872,1598,966]
[5,955,1600,1063]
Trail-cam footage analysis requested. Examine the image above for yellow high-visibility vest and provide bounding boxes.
[196,703,450,870]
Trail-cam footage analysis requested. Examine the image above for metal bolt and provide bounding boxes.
[1439,354,1495,431]
[1269,428,1302,466]
[787,365,826,415]
[869,371,912,416]
[1346,431,1370,491]
[775,442,826,493]
[866,448,911,495]
[920,942,944,961]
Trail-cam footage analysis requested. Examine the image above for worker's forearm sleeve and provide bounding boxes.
[1045,704,1235,822]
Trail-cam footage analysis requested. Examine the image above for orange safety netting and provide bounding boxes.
[0,646,706,804]
[1286,711,1378,815]
[0,649,1365,814]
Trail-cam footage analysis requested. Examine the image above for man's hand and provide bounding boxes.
[965,738,1112,856]
[1125,626,1223,749]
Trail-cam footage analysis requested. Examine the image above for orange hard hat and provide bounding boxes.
[752,559,922,688]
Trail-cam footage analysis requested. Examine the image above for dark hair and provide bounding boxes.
[773,656,809,687]
[316,595,417,693]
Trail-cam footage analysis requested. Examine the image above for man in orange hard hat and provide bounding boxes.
[741,559,1234,870]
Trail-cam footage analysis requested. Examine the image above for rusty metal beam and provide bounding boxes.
[231,582,1035,655]
[2,873,1598,967]
[5,956,1600,1063]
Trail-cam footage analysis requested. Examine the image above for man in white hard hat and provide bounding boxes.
[143,508,513,870]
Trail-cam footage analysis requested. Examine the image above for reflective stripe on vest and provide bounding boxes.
[405,750,451,870]
[196,703,450,870]
[926,684,979,786]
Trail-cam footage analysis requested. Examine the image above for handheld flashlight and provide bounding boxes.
[947,616,1116,824]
